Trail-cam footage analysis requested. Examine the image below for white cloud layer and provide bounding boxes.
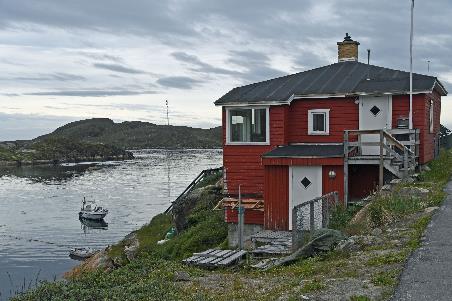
[0,0,451,139]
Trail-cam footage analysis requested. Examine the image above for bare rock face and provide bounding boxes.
[64,250,115,279]
[395,187,430,199]
[174,271,191,282]
[124,233,140,262]
[425,206,440,213]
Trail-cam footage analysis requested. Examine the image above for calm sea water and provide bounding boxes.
[0,149,222,300]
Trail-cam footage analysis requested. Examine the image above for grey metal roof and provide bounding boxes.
[215,61,447,105]
[263,144,344,158]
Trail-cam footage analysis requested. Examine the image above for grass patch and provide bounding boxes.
[407,215,431,250]
[371,269,399,287]
[329,204,360,231]
[366,250,408,266]
[300,279,326,293]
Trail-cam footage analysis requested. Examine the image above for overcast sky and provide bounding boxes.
[0,0,451,140]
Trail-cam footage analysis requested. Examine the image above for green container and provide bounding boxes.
[165,227,176,240]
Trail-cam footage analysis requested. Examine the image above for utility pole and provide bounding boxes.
[165,100,170,126]
[409,0,414,130]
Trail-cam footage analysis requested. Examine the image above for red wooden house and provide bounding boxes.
[215,34,447,235]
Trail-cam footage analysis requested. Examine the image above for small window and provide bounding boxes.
[227,107,268,144]
[429,100,434,133]
[308,109,330,135]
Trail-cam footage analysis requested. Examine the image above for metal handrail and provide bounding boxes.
[164,167,222,214]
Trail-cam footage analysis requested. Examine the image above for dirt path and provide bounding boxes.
[392,180,452,301]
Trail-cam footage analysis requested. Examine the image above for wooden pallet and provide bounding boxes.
[183,249,247,268]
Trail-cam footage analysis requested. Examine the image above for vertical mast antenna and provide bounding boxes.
[409,0,414,129]
[165,100,170,126]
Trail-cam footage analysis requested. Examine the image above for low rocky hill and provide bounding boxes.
[36,118,222,149]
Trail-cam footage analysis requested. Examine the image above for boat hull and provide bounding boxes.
[78,211,107,220]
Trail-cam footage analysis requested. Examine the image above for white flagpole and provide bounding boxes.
[409,0,414,129]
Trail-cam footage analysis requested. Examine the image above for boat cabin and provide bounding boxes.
[214,33,447,234]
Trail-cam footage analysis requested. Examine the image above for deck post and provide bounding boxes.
[309,201,315,235]
[238,185,244,250]
[403,150,409,178]
[379,130,384,188]
[343,131,349,206]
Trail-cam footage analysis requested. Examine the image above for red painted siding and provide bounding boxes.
[349,165,379,199]
[322,165,345,202]
[222,106,288,196]
[391,93,442,164]
[264,165,289,230]
[263,163,346,231]
[263,157,343,166]
[224,208,264,224]
[287,97,359,143]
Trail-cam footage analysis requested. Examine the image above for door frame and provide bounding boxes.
[288,166,323,230]
[358,95,393,130]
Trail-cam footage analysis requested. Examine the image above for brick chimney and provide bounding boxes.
[337,33,360,62]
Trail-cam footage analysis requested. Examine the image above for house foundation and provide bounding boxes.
[227,223,263,249]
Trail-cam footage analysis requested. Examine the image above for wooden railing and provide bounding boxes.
[343,129,418,205]
[292,191,339,250]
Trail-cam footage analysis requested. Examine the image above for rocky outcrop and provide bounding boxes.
[64,250,115,279]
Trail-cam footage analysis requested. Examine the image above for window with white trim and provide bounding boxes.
[227,107,269,144]
[429,100,434,133]
[308,109,330,135]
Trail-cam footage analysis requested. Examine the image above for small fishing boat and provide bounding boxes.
[79,197,108,220]
[69,247,96,260]
[79,217,108,230]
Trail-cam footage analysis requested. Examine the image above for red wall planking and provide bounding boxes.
[222,106,288,196]
[322,165,345,203]
[264,165,289,230]
[287,97,359,143]
[224,208,264,224]
[391,93,441,164]
[349,165,379,199]
[262,164,345,231]
[223,92,442,209]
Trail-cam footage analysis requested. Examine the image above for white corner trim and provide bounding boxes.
[288,166,293,230]
[308,109,330,136]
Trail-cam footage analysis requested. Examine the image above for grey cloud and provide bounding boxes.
[228,50,287,83]
[0,73,86,82]
[171,51,240,76]
[93,63,146,74]
[156,76,202,89]
[0,112,77,141]
[64,103,162,111]
[0,1,197,41]
[25,89,158,97]
[79,52,123,63]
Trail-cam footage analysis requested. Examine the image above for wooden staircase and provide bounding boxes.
[344,129,419,204]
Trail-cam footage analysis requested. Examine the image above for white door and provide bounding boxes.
[359,96,392,155]
[289,166,322,230]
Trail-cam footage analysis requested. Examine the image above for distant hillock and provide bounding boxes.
[0,118,221,165]
[36,118,222,149]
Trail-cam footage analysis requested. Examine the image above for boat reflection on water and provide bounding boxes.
[79,217,108,232]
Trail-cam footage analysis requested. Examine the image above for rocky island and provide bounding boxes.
[0,118,222,165]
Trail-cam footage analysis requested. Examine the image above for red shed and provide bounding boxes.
[215,34,447,233]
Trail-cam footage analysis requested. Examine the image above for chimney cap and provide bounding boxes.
[344,33,353,42]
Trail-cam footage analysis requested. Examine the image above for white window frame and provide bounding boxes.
[225,106,270,145]
[308,109,330,135]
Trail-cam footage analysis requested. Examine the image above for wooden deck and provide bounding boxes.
[183,249,247,268]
